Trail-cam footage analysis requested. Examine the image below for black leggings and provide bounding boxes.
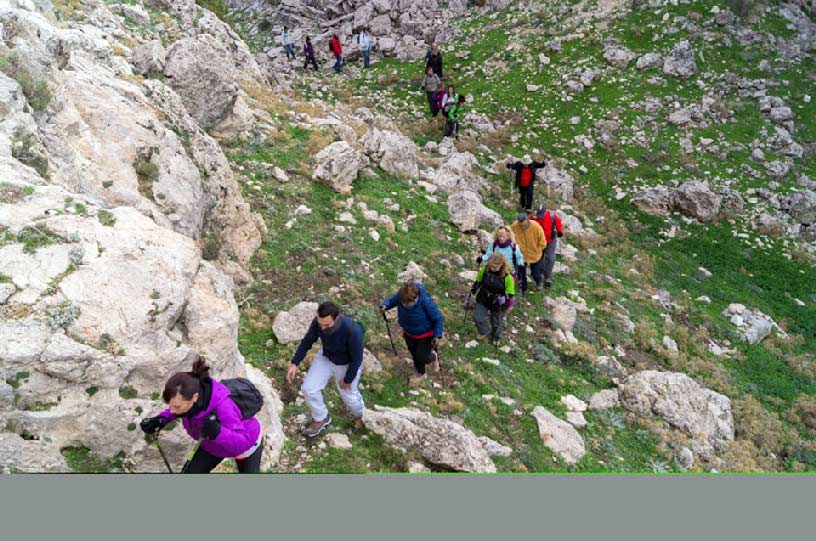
[403,335,434,375]
[304,56,318,71]
[519,185,534,211]
[182,442,263,474]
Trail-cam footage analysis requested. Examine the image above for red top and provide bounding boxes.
[519,167,533,187]
[531,210,563,244]
[330,37,342,56]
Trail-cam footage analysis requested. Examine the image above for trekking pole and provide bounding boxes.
[381,307,398,356]
[150,429,174,474]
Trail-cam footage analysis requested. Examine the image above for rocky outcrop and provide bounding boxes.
[662,40,697,78]
[361,128,419,179]
[632,182,729,222]
[0,433,69,473]
[618,371,734,459]
[722,304,779,344]
[447,191,504,233]
[362,405,497,472]
[433,151,484,194]
[312,141,364,194]
[530,407,586,464]
[272,302,319,345]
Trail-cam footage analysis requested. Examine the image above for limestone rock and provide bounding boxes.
[530,406,586,464]
[0,433,69,473]
[663,40,697,78]
[447,191,504,233]
[361,128,419,179]
[589,389,620,411]
[312,141,363,194]
[362,405,496,472]
[272,302,318,345]
[433,151,484,194]
[603,45,635,68]
[131,40,166,76]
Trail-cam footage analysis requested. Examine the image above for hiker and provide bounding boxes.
[510,212,547,295]
[467,253,516,344]
[478,225,524,280]
[140,355,264,473]
[506,154,547,214]
[380,282,444,386]
[531,204,564,288]
[281,26,295,61]
[329,33,343,73]
[431,81,447,118]
[425,42,443,78]
[285,301,365,438]
[444,94,466,138]
[440,84,458,116]
[358,27,372,68]
[420,67,442,116]
[303,36,318,71]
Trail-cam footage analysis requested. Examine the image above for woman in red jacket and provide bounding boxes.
[330,34,343,73]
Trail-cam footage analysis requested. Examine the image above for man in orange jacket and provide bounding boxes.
[510,213,548,294]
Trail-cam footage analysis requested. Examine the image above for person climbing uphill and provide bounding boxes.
[380,282,444,387]
[510,212,547,295]
[507,154,547,214]
[478,225,524,281]
[432,81,447,118]
[421,67,442,116]
[281,26,295,61]
[440,84,458,116]
[425,42,443,77]
[285,302,365,438]
[444,94,466,139]
[531,204,564,288]
[358,27,372,68]
[330,33,343,73]
[467,253,516,345]
[303,36,318,71]
[140,354,264,473]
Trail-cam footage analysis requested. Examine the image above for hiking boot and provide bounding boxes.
[533,281,541,291]
[352,416,364,431]
[428,350,440,373]
[544,280,553,288]
[302,415,332,438]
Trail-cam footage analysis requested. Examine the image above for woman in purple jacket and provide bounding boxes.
[140,356,263,473]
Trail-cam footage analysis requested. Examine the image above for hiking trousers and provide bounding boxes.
[473,302,507,341]
[444,119,459,137]
[519,185,534,212]
[426,91,438,116]
[403,334,434,375]
[543,238,557,282]
[363,48,370,68]
[284,44,295,60]
[304,55,318,71]
[182,439,263,474]
[518,258,543,293]
[302,349,364,422]
[333,55,343,73]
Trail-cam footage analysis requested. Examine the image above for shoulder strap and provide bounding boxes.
[550,211,557,237]
[512,243,518,268]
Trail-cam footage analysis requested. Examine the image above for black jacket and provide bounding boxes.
[506,161,546,188]
[425,51,443,77]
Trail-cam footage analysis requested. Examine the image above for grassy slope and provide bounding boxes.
[231,0,816,472]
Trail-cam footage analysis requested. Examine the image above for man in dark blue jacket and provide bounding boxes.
[381,282,444,385]
[286,302,365,438]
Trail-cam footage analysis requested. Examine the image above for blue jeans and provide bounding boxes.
[363,48,370,68]
[284,44,294,60]
[518,259,543,293]
[334,55,343,72]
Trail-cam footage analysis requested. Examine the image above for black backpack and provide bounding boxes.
[221,378,264,420]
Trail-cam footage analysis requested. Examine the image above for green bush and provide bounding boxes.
[0,52,52,112]
[11,134,49,179]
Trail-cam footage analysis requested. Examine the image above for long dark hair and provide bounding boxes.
[162,355,210,403]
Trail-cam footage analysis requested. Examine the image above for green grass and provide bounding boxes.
[61,447,124,473]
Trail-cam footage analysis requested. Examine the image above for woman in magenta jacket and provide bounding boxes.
[140,356,263,473]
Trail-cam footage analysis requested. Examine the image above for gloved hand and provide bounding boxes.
[465,293,473,305]
[140,416,166,435]
[557,232,564,238]
[475,255,483,265]
[200,414,221,440]
[498,295,507,306]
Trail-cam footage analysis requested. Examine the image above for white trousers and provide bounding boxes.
[301,350,364,421]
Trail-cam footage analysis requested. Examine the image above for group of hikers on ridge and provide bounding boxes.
[281,26,372,73]
[139,193,565,472]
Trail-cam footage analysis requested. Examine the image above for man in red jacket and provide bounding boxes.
[530,204,564,288]
[507,154,546,213]
[330,33,343,73]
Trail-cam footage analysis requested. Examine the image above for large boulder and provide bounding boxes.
[447,191,504,233]
[164,34,255,137]
[0,433,69,473]
[272,302,318,345]
[361,128,419,179]
[433,151,484,194]
[312,141,363,194]
[722,304,776,344]
[538,165,574,203]
[603,45,635,68]
[131,40,166,76]
[362,405,497,472]
[673,181,722,222]
[632,186,675,216]
[663,40,697,78]
[785,189,816,224]
[530,407,586,464]
[637,53,663,70]
[618,371,734,457]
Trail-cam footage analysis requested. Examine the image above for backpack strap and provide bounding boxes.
[550,211,558,239]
